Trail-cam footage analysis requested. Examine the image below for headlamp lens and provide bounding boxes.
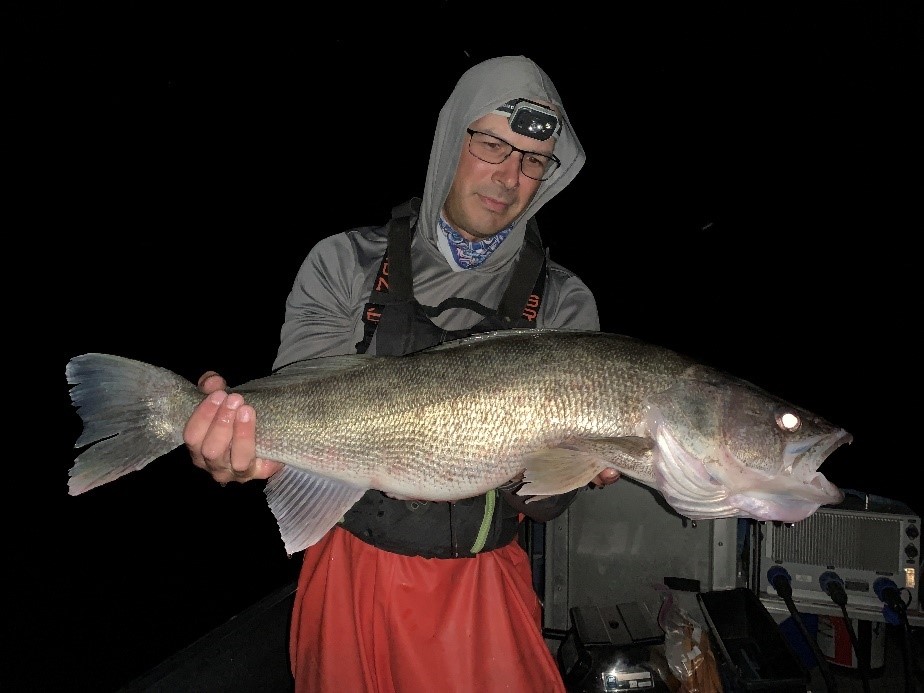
[509,101,559,141]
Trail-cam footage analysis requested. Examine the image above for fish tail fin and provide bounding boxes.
[65,353,200,495]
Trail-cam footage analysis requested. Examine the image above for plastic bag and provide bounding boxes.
[658,592,724,693]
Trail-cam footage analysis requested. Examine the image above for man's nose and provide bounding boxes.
[492,152,522,188]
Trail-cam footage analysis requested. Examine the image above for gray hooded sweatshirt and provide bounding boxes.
[274,55,599,370]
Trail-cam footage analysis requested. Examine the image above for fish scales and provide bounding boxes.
[244,333,677,495]
[66,328,851,555]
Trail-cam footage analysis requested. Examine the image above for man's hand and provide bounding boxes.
[184,371,282,484]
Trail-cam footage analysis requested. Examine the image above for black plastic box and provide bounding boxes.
[697,588,809,692]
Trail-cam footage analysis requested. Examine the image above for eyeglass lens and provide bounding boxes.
[468,131,558,181]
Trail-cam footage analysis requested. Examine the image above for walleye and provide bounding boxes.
[66,329,850,554]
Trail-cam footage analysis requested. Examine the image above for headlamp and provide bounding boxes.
[492,98,561,141]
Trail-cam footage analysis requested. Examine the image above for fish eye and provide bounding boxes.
[776,410,802,432]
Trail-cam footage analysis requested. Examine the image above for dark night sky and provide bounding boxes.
[8,2,923,691]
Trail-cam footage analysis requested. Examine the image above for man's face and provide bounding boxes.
[442,112,555,241]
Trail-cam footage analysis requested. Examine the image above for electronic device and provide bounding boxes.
[493,98,561,140]
[556,603,669,692]
[757,490,920,611]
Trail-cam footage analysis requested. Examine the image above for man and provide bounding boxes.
[185,55,620,692]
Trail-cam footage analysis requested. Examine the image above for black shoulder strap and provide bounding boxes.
[356,201,547,353]
[495,216,545,325]
[385,208,414,300]
[415,216,546,325]
[355,202,418,353]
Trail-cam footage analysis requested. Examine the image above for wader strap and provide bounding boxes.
[495,216,545,325]
[355,211,416,354]
[414,216,546,323]
[356,206,548,354]
[385,210,414,300]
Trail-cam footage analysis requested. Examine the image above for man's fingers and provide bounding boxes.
[199,393,244,462]
[198,372,227,393]
[183,390,229,461]
[229,405,257,473]
[591,469,620,488]
[253,459,284,479]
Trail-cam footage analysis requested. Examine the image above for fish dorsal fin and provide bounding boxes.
[264,465,367,555]
[235,354,379,392]
[422,327,591,354]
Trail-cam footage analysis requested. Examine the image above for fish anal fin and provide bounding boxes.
[264,465,367,555]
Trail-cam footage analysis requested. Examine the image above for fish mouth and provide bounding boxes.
[652,426,851,522]
[785,429,854,473]
[778,429,852,501]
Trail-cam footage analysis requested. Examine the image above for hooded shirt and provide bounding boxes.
[274,54,597,368]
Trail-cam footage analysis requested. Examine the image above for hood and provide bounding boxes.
[416,55,585,272]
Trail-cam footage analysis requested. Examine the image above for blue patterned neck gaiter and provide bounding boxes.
[438,216,513,269]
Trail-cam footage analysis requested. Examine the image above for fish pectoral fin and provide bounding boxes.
[264,466,367,556]
[517,447,613,499]
[518,437,660,499]
[555,436,659,486]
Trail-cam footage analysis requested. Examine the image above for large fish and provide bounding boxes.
[66,329,850,554]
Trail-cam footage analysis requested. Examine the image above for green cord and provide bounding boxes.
[470,489,496,554]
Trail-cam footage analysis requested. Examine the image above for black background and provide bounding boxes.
[7,2,923,691]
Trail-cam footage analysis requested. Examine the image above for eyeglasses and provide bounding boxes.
[466,129,561,181]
